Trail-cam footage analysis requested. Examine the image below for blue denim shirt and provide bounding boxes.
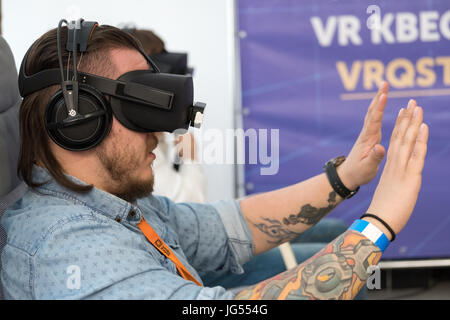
[1,165,254,299]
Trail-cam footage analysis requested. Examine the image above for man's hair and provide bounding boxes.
[17,24,144,193]
[128,29,165,55]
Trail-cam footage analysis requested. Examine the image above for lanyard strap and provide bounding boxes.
[137,218,202,286]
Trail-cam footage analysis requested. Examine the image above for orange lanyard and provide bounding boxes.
[137,218,202,286]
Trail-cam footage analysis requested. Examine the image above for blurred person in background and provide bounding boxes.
[126,27,206,203]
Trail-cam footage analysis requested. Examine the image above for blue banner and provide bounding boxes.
[238,0,450,260]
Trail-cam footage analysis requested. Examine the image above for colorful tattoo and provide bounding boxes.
[234,230,382,300]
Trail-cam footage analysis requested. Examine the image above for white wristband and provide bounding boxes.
[349,219,390,253]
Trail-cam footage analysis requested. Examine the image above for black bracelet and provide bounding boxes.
[360,213,396,242]
[324,156,360,199]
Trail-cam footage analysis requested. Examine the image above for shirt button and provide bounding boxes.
[129,210,137,218]
[115,216,122,223]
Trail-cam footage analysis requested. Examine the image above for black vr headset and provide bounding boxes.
[18,18,206,151]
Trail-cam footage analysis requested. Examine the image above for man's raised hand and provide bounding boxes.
[338,81,389,191]
[366,100,429,237]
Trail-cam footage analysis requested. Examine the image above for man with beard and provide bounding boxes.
[1,22,429,300]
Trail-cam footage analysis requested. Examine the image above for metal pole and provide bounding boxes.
[231,0,246,200]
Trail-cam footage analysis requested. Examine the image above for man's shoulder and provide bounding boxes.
[1,189,99,255]
[137,194,172,222]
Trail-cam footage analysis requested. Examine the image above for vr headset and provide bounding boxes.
[18,18,206,151]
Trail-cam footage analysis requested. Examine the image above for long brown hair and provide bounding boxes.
[18,24,143,193]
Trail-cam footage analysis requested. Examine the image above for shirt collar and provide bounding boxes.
[31,164,142,223]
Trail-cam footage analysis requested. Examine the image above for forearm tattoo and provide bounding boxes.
[252,191,339,245]
[253,218,303,245]
[283,191,338,226]
[234,230,382,300]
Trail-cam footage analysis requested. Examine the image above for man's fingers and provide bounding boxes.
[408,123,429,174]
[368,81,389,112]
[364,81,389,125]
[400,106,423,165]
[389,99,417,149]
[364,92,388,137]
[359,83,389,146]
[366,81,389,119]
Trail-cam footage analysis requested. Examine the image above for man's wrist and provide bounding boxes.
[336,163,359,192]
[361,216,393,242]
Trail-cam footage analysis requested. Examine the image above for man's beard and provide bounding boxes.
[95,139,155,203]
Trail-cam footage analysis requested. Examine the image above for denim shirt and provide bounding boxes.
[0,165,254,299]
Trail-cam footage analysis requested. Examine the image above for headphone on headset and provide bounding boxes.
[19,18,205,152]
[47,19,116,151]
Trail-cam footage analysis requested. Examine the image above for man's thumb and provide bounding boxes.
[369,144,386,163]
